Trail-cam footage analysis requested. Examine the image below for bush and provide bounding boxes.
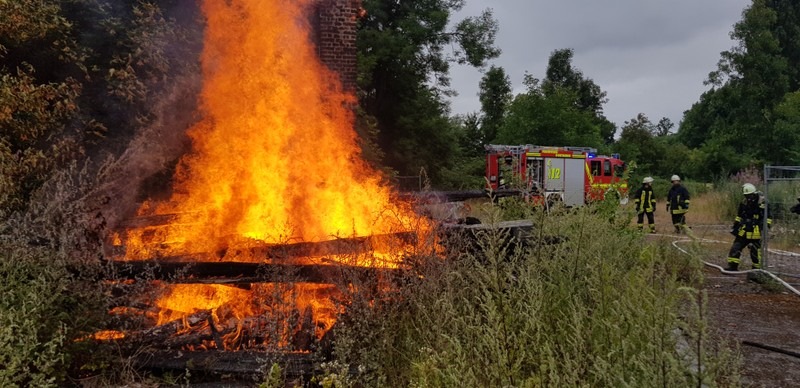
[0,244,70,387]
[328,204,739,386]
[0,162,112,386]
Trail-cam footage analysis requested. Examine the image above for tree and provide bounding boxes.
[357,1,499,182]
[497,75,603,148]
[614,113,664,174]
[0,0,201,217]
[541,48,616,144]
[771,91,800,165]
[478,65,512,145]
[679,0,800,173]
[455,112,484,156]
[655,117,674,137]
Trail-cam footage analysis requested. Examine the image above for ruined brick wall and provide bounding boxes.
[314,0,361,92]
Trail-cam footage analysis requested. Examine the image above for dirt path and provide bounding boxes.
[653,223,800,387]
[703,271,800,387]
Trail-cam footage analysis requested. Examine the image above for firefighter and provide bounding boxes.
[634,176,657,233]
[666,175,690,233]
[726,183,772,271]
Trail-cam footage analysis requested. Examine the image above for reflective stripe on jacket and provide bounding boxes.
[734,201,772,240]
[667,185,691,214]
[633,186,656,213]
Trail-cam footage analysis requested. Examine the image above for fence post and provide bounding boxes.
[763,165,769,270]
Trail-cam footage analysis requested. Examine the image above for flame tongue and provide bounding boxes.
[143,0,415,253]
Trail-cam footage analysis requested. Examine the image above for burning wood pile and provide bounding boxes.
[91,0,428,378]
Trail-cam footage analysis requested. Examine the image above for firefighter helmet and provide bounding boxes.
[643,176,654,184]
[742,183,757,195]
[670,175,680,182]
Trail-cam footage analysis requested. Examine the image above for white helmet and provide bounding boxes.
[742,183,757,195]
[642,176,654,184]
[670,175,680,182]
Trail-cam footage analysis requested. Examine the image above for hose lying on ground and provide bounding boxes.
[741,340,800,359]
[654,232,800,297]
[655,229,800,361]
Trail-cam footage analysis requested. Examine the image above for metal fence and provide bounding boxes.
[762,166,800,279]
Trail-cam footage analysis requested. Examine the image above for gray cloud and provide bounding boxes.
[448,0,750,129]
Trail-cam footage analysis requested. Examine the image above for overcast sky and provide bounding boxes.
[448,0,751,131]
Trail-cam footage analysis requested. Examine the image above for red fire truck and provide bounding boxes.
[485,144,628,207]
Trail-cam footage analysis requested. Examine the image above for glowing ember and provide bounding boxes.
[155,283,340,347]
[86,330,126,341]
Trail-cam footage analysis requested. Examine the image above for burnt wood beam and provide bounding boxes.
[106,231,418,262]
[106,260,398,284]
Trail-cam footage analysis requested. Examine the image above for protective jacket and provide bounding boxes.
[633,185,656,213]
[667,185,690,214]
[732,198,772,240]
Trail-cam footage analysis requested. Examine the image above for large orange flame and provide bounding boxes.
[109,0,425,349]
[120,0,421,258]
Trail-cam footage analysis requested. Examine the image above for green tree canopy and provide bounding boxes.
[0,0,201,217]
[497,75,603,148]
[678,0,800,178]
[477,65,512,147]
[357,1,499,182]
[542,48,616,144]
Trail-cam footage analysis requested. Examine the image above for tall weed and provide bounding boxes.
[328,200,739,386]
[0,161,112,385]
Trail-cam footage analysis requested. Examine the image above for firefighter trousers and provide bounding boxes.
[637,212,655,232]
[728,237,762,268]
[671,213,687,233]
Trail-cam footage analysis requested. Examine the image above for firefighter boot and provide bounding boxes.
[725,261,739,272]
[637,225,643,233]
[649,225,656,234]
[674,225,682,234]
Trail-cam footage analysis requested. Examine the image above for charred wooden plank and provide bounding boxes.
[132,350,318,381]
[114,213,194,229]
[106,231,417,262]
[126,310,212,348]
[221,231,417,261]
[107,261,398,284]
[438,219,565,258]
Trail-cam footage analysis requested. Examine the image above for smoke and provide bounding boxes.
[94,72,201,231]
[85,0,206,230]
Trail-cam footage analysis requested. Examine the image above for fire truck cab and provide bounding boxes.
[485,144,627,207]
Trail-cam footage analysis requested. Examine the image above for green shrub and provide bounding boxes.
[0,245,70,387]
[329,204,739,386]
[0,162,112,386]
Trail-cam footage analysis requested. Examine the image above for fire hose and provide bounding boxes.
[658,230,800,360]
[661,233,800,297]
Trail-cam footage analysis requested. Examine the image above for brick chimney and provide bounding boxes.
[313,0,361,92]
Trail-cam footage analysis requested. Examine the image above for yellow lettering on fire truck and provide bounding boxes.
[548,167,561,180]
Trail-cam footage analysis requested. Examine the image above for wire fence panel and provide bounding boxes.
[763,166,800,279]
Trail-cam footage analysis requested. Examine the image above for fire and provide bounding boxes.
[109,0,427,350]
[154,283,340,349]
[121,0,420,259]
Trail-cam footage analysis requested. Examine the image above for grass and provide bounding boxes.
[327,197,741,387]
